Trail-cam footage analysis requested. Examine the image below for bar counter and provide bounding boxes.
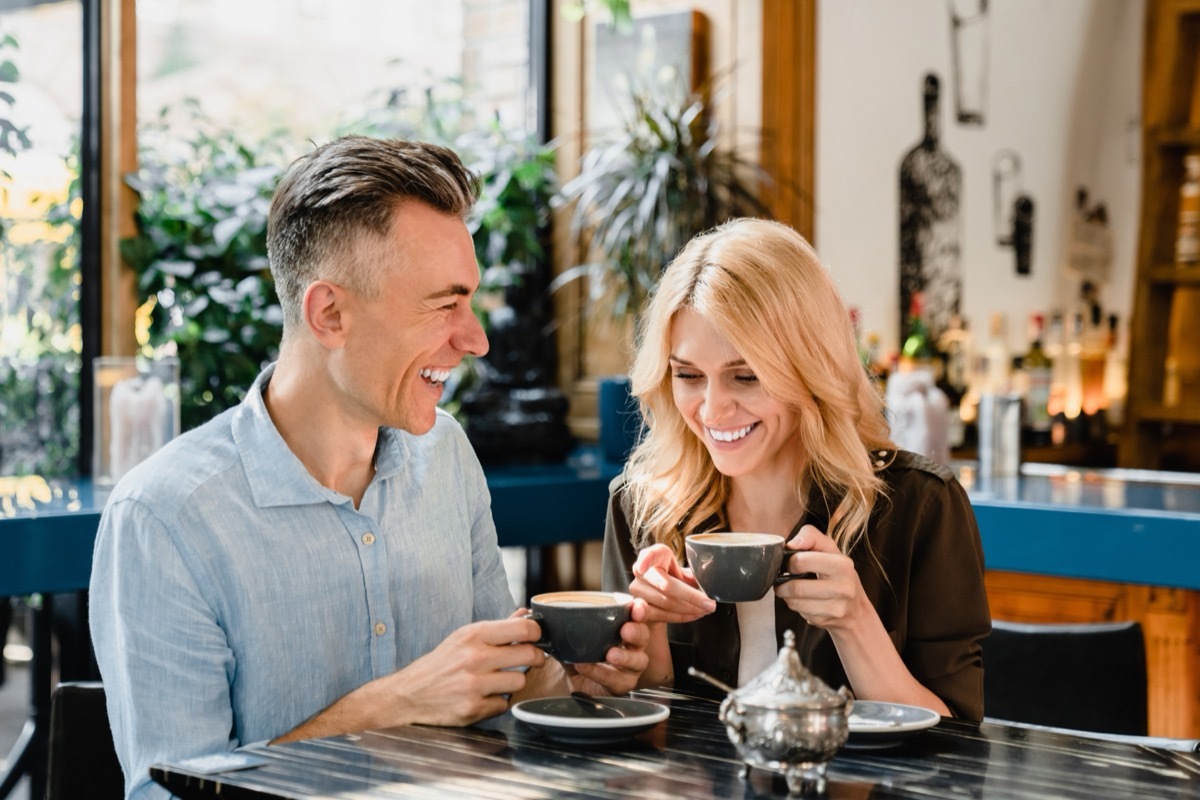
[4,456,1199,594]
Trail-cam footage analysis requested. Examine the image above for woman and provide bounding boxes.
[601,218,989,720]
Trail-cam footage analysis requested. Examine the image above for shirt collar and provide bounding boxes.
[232,363,411,508]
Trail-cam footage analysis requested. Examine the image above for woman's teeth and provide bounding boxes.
[419,368,451,386]
[708,423,755,442]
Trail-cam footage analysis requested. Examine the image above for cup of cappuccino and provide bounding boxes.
[685,532,813,603]
[526,591,633,664]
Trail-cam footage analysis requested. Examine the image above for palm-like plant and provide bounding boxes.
[556,79,771,320]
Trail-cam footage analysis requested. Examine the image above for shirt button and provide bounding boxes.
[374,622,387,636]
[362,532,376,545]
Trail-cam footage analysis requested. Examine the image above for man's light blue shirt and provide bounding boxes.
[89,364,516,799]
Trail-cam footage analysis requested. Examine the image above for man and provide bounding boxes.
[89,136,649,799]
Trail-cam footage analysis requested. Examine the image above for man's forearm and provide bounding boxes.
[271,681,391,744]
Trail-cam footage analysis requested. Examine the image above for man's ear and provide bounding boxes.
[302,280,347,348]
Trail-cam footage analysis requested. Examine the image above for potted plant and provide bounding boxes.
[556,78,770,320]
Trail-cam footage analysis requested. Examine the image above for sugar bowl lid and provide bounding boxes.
[733,630,848,710]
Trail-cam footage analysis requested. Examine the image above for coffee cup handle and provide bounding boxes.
[521,611,553,652]
[774,571,818,585]
[775,546,817,584]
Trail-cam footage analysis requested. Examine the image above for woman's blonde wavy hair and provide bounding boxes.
[624,218,895,559]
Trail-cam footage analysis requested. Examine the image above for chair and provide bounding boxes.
[982,619,1148,736]
[45,681,124,800]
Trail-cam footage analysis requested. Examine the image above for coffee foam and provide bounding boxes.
[688,532,782,546]
[533,591,630,607]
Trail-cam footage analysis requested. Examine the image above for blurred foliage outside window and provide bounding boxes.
[0,3,82,478]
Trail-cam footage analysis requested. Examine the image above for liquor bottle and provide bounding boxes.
[1022,313,1053,447]
[1062,313,1085,420]
[937,314,971,397]
[900,291,936,370]
[936,314,970,449]
[1103,313,1127,427]
[1080,307,1108,419]
[1043,311,1068,444]
[899,73,962,345]
[1176,153,1200,265]
[982,312,1010,395]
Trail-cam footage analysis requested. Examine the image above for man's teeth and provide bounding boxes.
[708,424,755,442]
[419,368,452,385]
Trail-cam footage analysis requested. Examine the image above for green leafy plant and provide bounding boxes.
[0,29,80,477]
[0,151,82,476]
[0,32,31,165]
[120,102,288,430]
[555,78,771,321]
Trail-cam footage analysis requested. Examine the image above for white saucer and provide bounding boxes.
[846,700,941,749]
[511,696,670,745]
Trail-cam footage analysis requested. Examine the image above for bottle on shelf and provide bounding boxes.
[982,312,1011,395]
[936,313,971,449]
[1176,152,1200,266]
[1062,312,1085,421]
[900,291,937,373]
[937,313,971,399]
[1079,300,1108,419]
[1021,313,1053,447]
[1044,311,1066,414]
[1102,313,1127,427]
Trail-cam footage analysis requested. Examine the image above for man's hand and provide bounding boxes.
[568,598,651,696]
[274,616,546,743]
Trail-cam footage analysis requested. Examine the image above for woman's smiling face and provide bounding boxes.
[668,307,802,481]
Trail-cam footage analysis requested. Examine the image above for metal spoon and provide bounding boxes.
[570,691,625,718]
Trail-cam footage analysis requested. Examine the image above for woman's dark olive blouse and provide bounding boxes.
[600,449,991,721]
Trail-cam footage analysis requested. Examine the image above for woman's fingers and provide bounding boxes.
[630,565,716,623]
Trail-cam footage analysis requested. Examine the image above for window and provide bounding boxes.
[0,0,83,478]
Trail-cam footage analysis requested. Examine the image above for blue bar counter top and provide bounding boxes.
[959,462,1200,590]
[2,453,1199,596]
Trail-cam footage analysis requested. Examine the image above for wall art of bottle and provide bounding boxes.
[899,73,963,346]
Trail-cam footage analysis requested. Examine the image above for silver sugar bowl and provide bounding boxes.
[689,630,852,795]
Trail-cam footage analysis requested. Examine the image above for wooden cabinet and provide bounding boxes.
[1122,0,1200,470]
[986,570,1200,739]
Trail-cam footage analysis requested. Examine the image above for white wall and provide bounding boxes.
[816,0,1143,357]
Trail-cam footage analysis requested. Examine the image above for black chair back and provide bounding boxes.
[983,619,1148,736]
[46,681,124,800]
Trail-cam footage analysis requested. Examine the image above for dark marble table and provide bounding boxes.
[151,690,1200,800]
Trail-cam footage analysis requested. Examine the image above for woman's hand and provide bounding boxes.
[774,525,953,718]
[629,544,716,625]
[774,524,872,631]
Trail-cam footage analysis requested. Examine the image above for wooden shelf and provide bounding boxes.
[1146,264,1200,282]
[1132,404,1200,424]
[1120,0,1200,471]
[1152,126,1200,148]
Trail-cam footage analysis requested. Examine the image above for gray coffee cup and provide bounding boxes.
[525,591,633,664]
[685,532,814,603]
